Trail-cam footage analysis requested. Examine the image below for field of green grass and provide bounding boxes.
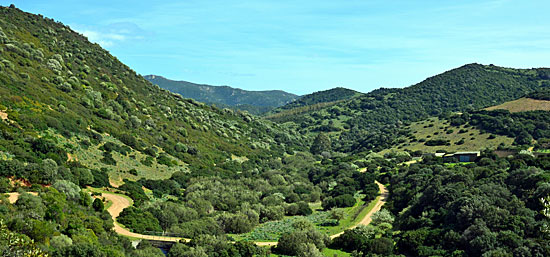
[384,117,513,154]
[322,248,352,257]
[233,192,379,242]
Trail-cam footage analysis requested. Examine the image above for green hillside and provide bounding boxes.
[525,86,550,100]
[380,117,514,154]
[268,87,361,115]
[144,75,299,114]
[270,64,550,153]
[2,5,550,257]
[0,6,379,256]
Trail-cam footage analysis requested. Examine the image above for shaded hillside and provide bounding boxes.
[144,75,299,114]
[525,87,550,100]
[271,64,550,152]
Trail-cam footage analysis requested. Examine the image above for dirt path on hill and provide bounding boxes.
[5,192,38,204]
[329,181,388,239]
[101,192,187,242]
[6,182,388,246]
[103,181,388,246]
[66,153,78,162]
[0,110,7,121]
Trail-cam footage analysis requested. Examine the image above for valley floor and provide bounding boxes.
[6,181,386,246]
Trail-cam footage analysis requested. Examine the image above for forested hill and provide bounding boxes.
[0,6,305,178]
[273,63,550,152]
[269,87,361,113]
[144,75,299,114]
[0,7,381,256]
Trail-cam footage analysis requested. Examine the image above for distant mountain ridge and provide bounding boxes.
[144,75,299,114]
[272,87,362,111]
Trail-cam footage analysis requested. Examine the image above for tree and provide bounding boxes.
[310,133,331,155]
[53,243,104,257]
[41,158,58,184]
[275,224,329,256]
[0,221,48,257]
[53,180,81,201]
[330,208,345,221]
[135,247,165,257]
[50,234,73,249]
[92,198,104,212]
[297,243,324,257]
[371,209,394,226]
[514,130,533,145]
[15,193,45,220]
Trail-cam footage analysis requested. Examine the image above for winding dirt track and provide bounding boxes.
[100,181,387,246]
[255,181,388,246]
[101,192,188,242]
[5,182,388,246]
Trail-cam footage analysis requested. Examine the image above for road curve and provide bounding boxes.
[101,192,188,242]
[5,182,388,247]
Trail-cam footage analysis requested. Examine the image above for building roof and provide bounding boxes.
[453,151,480,156]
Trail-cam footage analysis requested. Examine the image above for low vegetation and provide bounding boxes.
[2,4,550,257]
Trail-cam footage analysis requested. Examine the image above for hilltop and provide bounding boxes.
[266,87,362,122]
[144,75,299,114]
[270,87,361,112]
[269,64,550,152]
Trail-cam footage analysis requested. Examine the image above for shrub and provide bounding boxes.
[58,82,72,92]
[53,180,81,200]
[47,58,62,71]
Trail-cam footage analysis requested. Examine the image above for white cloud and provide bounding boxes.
[71,22,148,48]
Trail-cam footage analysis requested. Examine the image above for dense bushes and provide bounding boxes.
[117,206,162,233]
[274,220,329,256]
[322,194,356,209]
[455,110,550,145]
[389,153,550,256]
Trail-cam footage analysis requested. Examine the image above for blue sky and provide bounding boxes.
[7,0,550,95]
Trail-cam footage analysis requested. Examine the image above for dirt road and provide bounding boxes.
[101,192,187,242]
[6,182,388,246]
[101,182,388,245]
[257,181,388,245]
[329,181,388,239]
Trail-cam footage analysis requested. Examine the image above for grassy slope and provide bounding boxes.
[268,64,550,152]
[485,98,550,112]
[382,117,513,154]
